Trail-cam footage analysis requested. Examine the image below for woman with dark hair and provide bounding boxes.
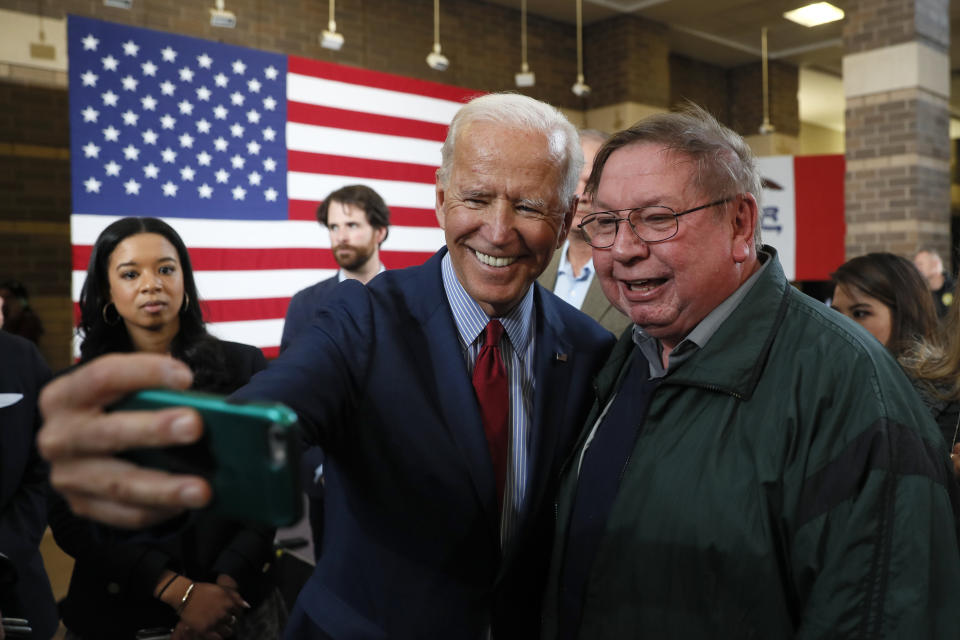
[831,252,959,450]
[830,252,939,359]
[901,275,960,450]
[49,217,283,640]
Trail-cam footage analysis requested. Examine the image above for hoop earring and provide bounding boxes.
[181,293,190,313]
[102,302,121,326]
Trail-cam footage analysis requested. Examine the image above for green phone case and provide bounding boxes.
[112,389,302,527]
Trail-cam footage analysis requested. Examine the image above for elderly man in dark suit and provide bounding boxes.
[38,93,615,639]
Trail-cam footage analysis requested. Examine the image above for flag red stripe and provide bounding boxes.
[73,246,435,271]
[287,150,437,184]
[262,346,279,359]
[793,155,845,281]
[288,200,437,226]
[287,101,449,141]
[288,56,479,104]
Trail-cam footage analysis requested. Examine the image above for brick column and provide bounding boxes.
[842,0,950,258]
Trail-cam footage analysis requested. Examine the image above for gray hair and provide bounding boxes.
[586,102,763,249]
[438,93,582,206]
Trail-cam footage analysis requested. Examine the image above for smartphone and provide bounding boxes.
[111,389,302,527]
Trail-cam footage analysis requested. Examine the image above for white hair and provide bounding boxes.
[438,93,582,205]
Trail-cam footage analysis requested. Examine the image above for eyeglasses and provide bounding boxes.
[577,197,733,248]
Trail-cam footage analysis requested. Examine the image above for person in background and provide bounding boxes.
[280,184,391,563]
[914,247,955,318]
[280,184,390,352]
[901,274,960,455]
[830,252,939,359]
[0,280,44,345]
[0,295,58,640]
[48,217,283,640]
[831,253,960,466]
[538,130,631,336]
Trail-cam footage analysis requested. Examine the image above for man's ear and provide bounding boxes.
[435,174,447,230]
[374,225,388,246]
[556,195,577,249]
[731,193,758,263]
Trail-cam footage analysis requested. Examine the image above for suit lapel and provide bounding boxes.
[404,250,500,536]
[580,275,611,321]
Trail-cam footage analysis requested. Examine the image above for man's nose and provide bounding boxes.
[610,219,649,261]
[485,200,514,244]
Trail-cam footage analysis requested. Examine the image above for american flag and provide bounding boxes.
[68,15,479,357]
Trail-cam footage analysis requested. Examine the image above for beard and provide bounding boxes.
[333,241,377,272]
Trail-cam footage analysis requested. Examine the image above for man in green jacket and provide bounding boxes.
[542,104,960,639]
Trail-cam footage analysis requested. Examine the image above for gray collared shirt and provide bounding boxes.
[633,249,772,379]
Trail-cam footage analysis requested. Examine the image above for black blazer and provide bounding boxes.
[280,275,339,353]
[234,250,615,639]
[49,340,273,640]
[0,332,57,639]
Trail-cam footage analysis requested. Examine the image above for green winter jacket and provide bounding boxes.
[543,251,960,639]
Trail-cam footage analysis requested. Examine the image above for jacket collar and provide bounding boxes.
[594,247,791,405]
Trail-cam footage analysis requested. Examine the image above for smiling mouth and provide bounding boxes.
[475,250,517,267]
[625,278,666,292]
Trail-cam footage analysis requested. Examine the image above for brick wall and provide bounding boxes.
[0,80,72,369]
[583,14,670,109]
[728,61,799,137]
[669,54,729,125]
[0,0,583,109]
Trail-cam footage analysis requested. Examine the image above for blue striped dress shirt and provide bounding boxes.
[441,252,535,548]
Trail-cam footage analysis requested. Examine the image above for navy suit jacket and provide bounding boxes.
[280,275,340,353]
[235,249,614,639]
[0,332,57,639]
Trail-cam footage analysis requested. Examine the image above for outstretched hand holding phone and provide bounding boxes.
[38,353,212,528]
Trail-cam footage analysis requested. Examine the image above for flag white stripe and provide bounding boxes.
[288,172,436,208]
[70,215,445,250]
[72,268,337,301]
[286,122,443,167]
[287,73,463,125]
[207,318,286,349]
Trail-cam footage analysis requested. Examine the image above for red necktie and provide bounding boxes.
[472,319,509,509]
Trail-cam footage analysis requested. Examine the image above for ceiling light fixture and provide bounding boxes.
[210,0,237,28]
[515,0,535,87]
[783,2,844,28]
[759,26,775,135]
[320,0,344,50]
[426,0,449,71]
[571,0,590,97]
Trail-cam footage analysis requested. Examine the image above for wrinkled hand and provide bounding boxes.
[951,442,960,480]
[37,353,213,528]
[178,582,248,639]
